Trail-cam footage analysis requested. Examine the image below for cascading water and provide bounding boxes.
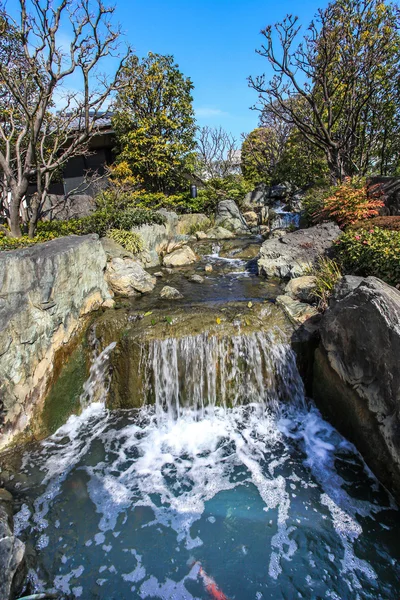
[9,326,400,599]
[144,332,304,417]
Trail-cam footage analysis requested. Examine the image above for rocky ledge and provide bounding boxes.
[0,235,113,449]
[258,222,341,279]
[313,276,400,501]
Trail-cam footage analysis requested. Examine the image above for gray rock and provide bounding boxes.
[195,231,208,240]
[277,295,319,326]
[106,257,156,296]
[244,183,269,206]
[215,199,249,233]
[0,235,113,449]
[101,236,136,261]
[268,184,290,199]
[329,275,363,306]
[160,286,183,300]
[135,249,160,268]
[0,489,26,600]
[314,276,400,501]
[258,222,341,280]
[188,274,204,284]
[163,246,197,268]
[204,226,235,240]
[285,276,317,303]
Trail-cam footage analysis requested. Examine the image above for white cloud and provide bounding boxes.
[195,107,229,118]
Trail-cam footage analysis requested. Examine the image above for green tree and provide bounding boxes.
[249,0,400,183]
[241,124,328,188]
[113,53,196,193]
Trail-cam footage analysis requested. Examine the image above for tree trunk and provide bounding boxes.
[327,148,347,185]
[10,196,22,237]
[28,193,40,238]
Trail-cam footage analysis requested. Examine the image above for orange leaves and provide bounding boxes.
[314,177,384,228]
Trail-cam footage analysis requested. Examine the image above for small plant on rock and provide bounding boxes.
[307,256,342,311]
[108,229,145,254]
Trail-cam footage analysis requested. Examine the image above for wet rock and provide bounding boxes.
[285,276,317,303]
[314,276,400,502]
[205,226,235,240]
[277,295,319,326]
[0,489,26,600]
[215,199,250,233]
[258,222,341,280]
[163,246,197,268]
[188,274,204,284]
[205,264,213,273]
[105,257,156,296]
[160,286,183,300]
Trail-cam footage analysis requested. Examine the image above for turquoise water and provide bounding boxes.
[12,400,400,599]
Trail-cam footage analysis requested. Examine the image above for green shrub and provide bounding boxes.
[113,208,166,229]
[108,229,145,254]
[0,230,56,251]
[302,187,329,226]
[36,208,165,239]
[336,227,400,285]
[197,175,253,214]
[307,257,342,311]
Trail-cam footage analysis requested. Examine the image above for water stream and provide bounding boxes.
[3,239,400,599]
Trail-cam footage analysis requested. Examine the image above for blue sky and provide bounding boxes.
[117,0,327,140]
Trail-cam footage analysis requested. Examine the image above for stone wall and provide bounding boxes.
[0,235,113,449]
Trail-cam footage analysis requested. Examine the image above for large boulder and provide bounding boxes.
[313,276,400,501]
[0,489,26,600]
[215,199,249,233]
[258,222,341,279]
[163,245,197,268]
[0,235,113,449]
[105,257,156,296]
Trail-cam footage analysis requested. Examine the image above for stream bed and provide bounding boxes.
[2,238,400,599]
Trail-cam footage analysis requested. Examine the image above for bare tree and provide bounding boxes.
[0,0,130,237]
[195,126,239,181]
[249,0,400,184]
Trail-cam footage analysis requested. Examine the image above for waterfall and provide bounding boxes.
[140,332,305,418]
[80,342,116,408]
